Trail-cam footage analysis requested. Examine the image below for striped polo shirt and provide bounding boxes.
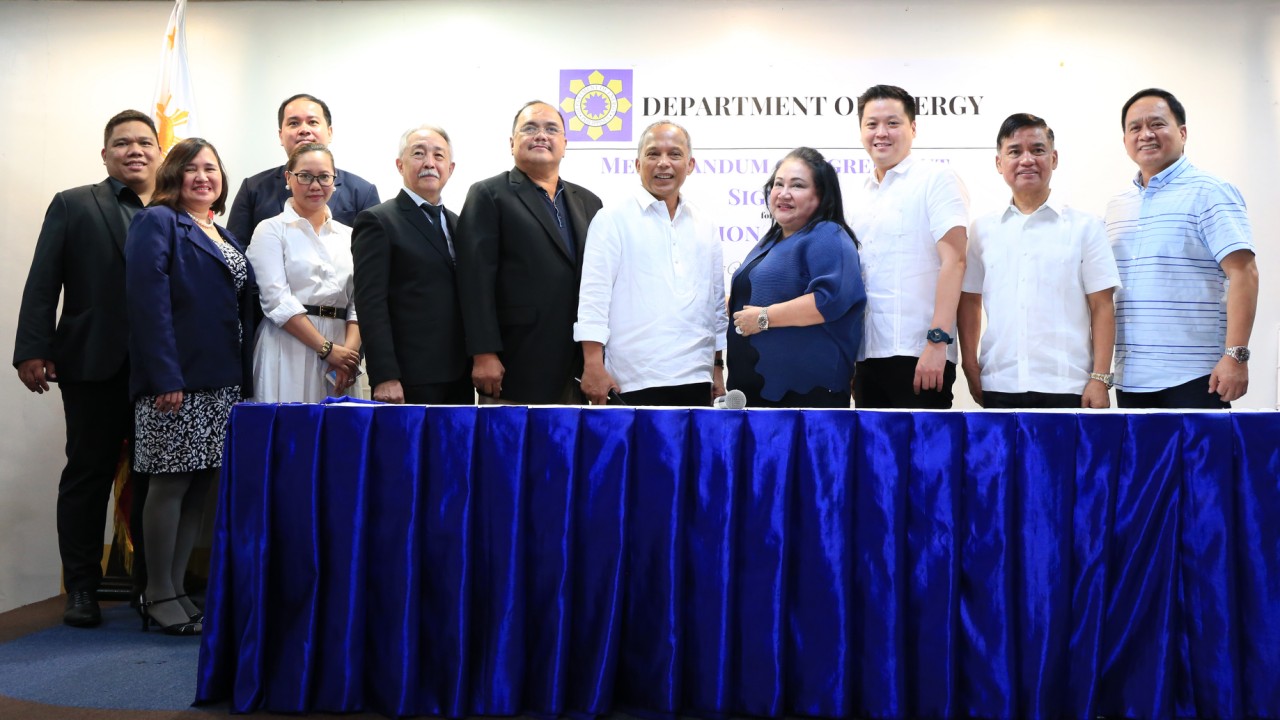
[1104,155,1253,392]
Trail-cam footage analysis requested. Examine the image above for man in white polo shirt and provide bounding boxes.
[1105,88,1258,408]
[958,113,1121,409]
[574,121,727,406]
[849,84,969,408]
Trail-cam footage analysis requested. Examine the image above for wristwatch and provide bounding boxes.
[1089,372,1115,389]
[758,306,770,332]
[926,328,953,345]
[318,340,334,359]
[1225,346,1251,363]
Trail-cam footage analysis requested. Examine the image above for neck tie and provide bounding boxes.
[420,203,454,260]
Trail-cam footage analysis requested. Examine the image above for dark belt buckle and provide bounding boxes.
[317,306,338,319]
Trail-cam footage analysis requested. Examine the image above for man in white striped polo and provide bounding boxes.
[1105,88,1259,408]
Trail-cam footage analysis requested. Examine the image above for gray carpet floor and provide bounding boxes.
[0,595,388,719]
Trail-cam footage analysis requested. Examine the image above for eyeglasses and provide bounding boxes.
[287,171,337,186]
[516,123,563,137]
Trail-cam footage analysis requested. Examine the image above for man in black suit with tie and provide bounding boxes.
[228,93,380,244]
[353,125,471,404]
[14,110,160,627]
[455,101,603,404]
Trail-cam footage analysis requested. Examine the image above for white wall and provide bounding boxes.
[2,0,1276,612]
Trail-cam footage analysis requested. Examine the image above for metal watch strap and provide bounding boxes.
[1089,372,1114,389]
[1225,346,1250,363]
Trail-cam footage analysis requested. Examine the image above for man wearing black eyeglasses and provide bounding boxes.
[228,93,380,246]
[455,101,603,404]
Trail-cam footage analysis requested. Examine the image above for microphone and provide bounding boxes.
[714,389,747,409]
[574,377,628,405]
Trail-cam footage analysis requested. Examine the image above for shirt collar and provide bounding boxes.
[402,186,443,211]
[865,153,916,189]
[1133,153,1189,190]
[1002,190,1063,221]
[284,197,333,228]
[631,184,683,217]
[106,176,142,203]
[540,178,566,201]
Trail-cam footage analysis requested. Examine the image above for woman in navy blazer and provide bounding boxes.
[125,138,255,635]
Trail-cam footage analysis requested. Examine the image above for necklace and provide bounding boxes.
[186,211,215,230]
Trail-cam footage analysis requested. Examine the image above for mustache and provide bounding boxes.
[418,168,441,179]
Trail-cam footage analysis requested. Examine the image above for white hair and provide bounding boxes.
[398,124,453,157]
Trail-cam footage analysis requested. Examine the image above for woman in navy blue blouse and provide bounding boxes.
[727,147,866,408]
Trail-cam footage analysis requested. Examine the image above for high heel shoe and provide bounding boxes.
[172,593,203,623]
[138,594,202,636]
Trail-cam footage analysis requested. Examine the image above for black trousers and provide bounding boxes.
[403,376,476,405]
[982,390,1082,409]
[619,382,712,407]
[743,386,851,409]
[854,355,956,409]
[1116,374,1230,409]
[57,365,133,593]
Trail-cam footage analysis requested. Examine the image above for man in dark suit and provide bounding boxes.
[455,101,603,404]
[353,125,471,404]
[14,110,160,627]
[228,93,380,244]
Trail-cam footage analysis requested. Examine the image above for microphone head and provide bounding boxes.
[724,389,747,410]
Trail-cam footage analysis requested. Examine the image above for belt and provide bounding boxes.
[303,304,348,320]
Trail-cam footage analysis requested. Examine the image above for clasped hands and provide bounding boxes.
[323,343,360,393]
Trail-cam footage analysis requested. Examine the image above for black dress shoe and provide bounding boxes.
[64,589,102,628]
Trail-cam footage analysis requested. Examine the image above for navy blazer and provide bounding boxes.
[125,205,257,399]
[227,165,380,246]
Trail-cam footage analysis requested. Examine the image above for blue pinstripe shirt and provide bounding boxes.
[1104,155,1253,392]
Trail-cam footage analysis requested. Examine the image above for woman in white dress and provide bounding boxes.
[246,143,361,402]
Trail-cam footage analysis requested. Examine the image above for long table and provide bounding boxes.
[196,404,1280,719]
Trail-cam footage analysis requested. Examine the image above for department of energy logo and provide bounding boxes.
[559,69,633,141]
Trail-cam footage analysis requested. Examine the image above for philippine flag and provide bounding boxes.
[150,0,200,153]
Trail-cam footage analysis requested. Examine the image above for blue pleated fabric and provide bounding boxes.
[196,406,1280,719]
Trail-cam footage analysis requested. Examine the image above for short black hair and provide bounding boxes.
[1120,88,1185,128]
[511,100,565,134]
[996,113,1055,150]
[103,110,157,148]
[857,85,916,123]
[762,146,859,247]
[277,93,333,128]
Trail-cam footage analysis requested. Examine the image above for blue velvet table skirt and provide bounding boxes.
[195,405,1280,719]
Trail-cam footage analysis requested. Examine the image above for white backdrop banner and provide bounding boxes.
[553,64,1000,274]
